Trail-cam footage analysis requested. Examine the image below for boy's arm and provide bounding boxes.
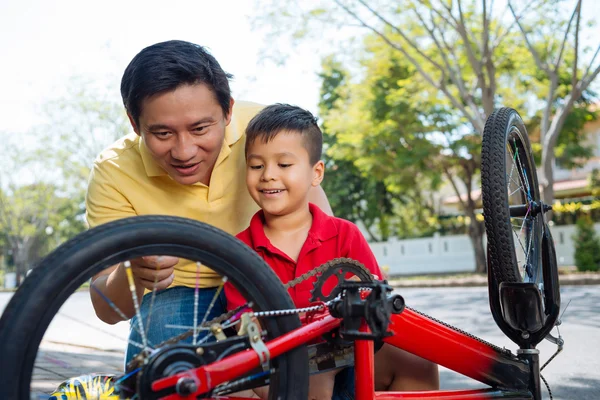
[308,185,333,216]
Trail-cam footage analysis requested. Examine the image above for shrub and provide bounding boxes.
[573,216,600,272]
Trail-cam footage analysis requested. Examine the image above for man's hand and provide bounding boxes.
[129,255,178,290]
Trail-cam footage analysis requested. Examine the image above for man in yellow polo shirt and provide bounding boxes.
[86,40,331,365]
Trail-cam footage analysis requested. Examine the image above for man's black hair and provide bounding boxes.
[245,104,323,165]
[121,40,232,125]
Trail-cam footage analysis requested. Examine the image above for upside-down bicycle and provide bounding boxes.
[0,107,563,399]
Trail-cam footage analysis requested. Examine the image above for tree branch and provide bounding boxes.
[570,0,581,89]
[414,8,477,112]
[480,0,496,115]
[442,163,468,213]
[541,76,558,140]
[508,1,551,75]
[489,0,544,54]
[482,0,489,57]
[333,0,483,132]
[440,0,485,88]
[581,63,600,93]
[581,45,600,84]
[553,0,579,72]
[355,0,446,72]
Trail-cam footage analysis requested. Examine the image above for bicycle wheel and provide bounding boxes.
[0,216,308,399]
[481,107,544,288]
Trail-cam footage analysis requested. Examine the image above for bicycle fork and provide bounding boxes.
[517,349,542,400]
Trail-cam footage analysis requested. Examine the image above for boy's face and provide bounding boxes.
[130,83,234,186]
[246,131,324,216]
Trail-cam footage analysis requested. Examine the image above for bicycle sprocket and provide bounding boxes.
[309,258,374,302]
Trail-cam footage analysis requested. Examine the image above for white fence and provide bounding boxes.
[369,223,600,276]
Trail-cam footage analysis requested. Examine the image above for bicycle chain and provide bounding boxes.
[144,260,513,363]
[134,259,520,395]
[152,258,372,349]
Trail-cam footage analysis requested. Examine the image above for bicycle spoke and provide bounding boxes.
[506,161,523,192]
[514,148,532,202]
[124,261,150,351]
[525,220,536,281]
[506,141,538,282]
[143,265,162,339]
[165,324,212,331]
[514,148,538,281]
[114,368,140,394]
[90,283,148,342]
[193,262,201,345]
[517,204,532,239]
[194,276,228,345]
[509,186,523,197]
[55,311,149,351]
[507,143,518,188]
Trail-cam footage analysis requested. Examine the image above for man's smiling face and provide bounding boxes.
[133,83,233,185]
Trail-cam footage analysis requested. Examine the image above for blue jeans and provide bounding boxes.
[332,367,355,400]
[126,286,355,398]
[126,286,227,366]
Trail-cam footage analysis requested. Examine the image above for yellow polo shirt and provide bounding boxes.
[85,101,262,288]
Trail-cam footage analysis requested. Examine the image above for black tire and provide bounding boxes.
[0,216,308,400]
[481,107,543,287]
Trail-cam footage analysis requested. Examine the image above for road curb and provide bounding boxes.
[388,273,600,288]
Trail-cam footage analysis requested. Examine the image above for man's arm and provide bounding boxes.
[308,185,333,216]
[86,163,178,324]
[90,257,177,324]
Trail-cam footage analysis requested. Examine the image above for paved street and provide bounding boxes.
[1,285,598,399]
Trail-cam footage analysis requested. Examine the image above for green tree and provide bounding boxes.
[508,0,599,205]
[0,179,61,284]
[318,56,398,241]
[0,79,127,284]
[321,36,489,270]
[37,77,129,195]
[573,215,600,271]
[255,2,599,192]
[254,0,600,272]
[590,169,600,197]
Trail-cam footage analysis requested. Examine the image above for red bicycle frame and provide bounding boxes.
[152,307,537,400]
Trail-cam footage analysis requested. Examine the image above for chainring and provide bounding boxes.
[309,258,374,302]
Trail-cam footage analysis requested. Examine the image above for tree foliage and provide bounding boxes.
[573,215,600,271]
[0,79,127,283]
[318,57,398,241]
[254,0,600,272]
[37,77,129,194]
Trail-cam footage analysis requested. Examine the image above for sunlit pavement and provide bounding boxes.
[1,285,598,399]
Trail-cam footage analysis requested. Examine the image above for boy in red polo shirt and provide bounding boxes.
[225,104,439,399]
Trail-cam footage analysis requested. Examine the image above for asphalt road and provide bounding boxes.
[0,285,598,399]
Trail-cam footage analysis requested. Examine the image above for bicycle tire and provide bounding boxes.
[0,215,308,399]
[481,107,543,286]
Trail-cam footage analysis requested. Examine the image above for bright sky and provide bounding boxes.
[1,0,599,138]
[0,0,324,135]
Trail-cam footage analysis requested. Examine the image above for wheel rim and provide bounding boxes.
[2,219,304,399]
[505,126,543,287]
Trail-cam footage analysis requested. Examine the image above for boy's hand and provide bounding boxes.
[127,255,178,290]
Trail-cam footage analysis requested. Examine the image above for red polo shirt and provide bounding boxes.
[225,203,382,310]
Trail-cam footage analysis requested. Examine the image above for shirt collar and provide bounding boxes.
[139,136,166,177]
[248,203,338,252]
[224,110,244,146]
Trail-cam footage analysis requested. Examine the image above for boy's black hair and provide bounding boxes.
[245,104,323,165]
[120,40,233,126]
